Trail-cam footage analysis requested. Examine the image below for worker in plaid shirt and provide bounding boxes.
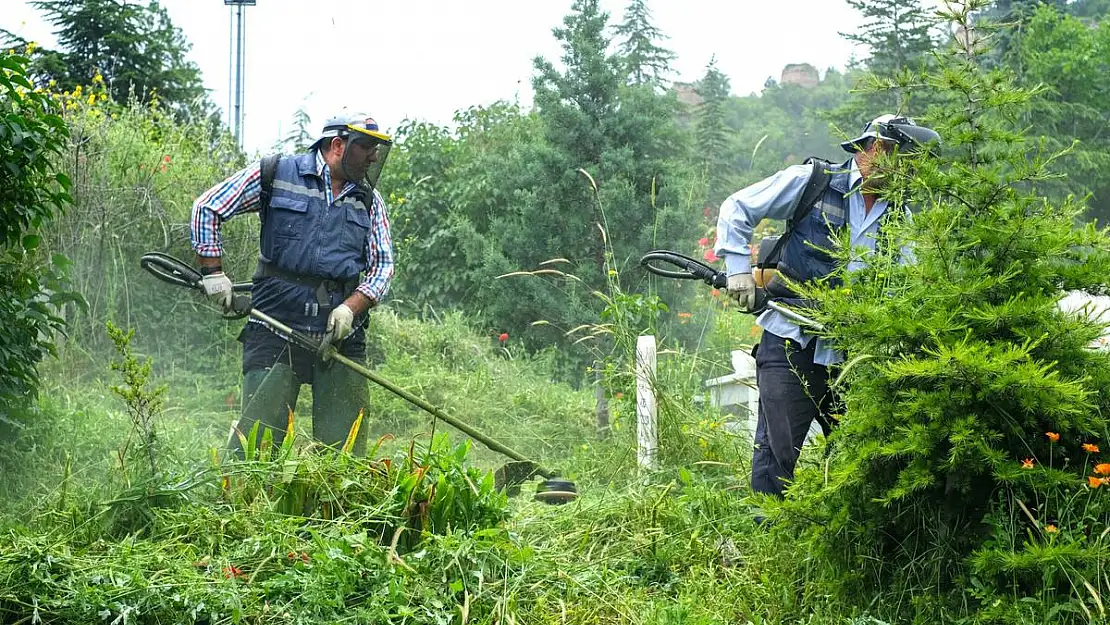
[189,114,394,456]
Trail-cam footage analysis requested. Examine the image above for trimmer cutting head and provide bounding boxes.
[494,461,578,505]
[533,479,578,505]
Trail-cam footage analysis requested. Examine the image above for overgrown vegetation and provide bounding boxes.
[0,48,76,427]
[776,1,1110,621]
[4,0,1110,622]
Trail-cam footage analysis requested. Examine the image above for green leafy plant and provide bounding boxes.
[0,49,77,427]
[777,2,1110,621]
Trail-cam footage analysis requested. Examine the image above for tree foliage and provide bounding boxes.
[842,0,937,76]
[0,50,76,426]
[1012,5,1110,223]
[614,0,675,87]
[693,56,731,204]
[2,0,212,120]
[780,3,1110,620]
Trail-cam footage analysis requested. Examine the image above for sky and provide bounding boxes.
[4,0,876,155]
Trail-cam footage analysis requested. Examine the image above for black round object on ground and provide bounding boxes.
[534,479,578,505]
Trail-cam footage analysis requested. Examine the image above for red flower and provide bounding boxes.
[163,154,172,163]
[711,289,720,297]
[223,565,245,579]
[702,249,719,263]
[498,332,509,343]
[698,237,710,247]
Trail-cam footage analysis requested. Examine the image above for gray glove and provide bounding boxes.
[727,273,758,312]
[320,304,355,353]
[200,272,233,312]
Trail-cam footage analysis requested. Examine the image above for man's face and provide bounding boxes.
[856,137,897,187]
[328,136,378,182]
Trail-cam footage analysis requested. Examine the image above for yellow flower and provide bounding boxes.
[99,94,107,101]
[1044,524,1058,534]
[1021,458,1034,469]
[24,42,37,55]
[87,94,96,106]
[92,73,103,84]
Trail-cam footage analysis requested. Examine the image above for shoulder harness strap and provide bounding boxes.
[761,157,833,267]
[259,154,282,214]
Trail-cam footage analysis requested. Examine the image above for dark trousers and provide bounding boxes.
[751,332,837,497]
[229,322,369,456]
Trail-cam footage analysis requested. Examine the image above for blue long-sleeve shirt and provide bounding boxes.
[714,158,891,366]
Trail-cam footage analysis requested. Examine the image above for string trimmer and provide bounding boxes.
[638,249,824,330]
[139,252,578,504]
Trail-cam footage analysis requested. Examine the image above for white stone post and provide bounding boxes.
[636,335,658,470]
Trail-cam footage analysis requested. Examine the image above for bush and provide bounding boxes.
[0,49,77,427]
[777,4,1110,621]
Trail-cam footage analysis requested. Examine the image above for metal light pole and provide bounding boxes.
[224,0,256,149]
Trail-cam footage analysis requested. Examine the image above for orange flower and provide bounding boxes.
[1044,524,1058,534]
[1045,432,1060,443]
[1082,443,1100,453]
[223,565,245,579]
[1021,458,1035,469]
[1095,463,1110,476]
[1088,476,1103,488]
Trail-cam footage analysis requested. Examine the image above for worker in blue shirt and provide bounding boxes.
[714,114,940,498]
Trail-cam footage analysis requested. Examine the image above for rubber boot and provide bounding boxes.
[312,357,369,455]
[230,363,300,458]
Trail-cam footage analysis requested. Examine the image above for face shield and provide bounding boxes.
[878,118,942,157]
[842,115,942,157]
[337,125,393,192]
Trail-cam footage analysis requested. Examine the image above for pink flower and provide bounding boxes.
[698,237,710,247]
[703,249,719,263]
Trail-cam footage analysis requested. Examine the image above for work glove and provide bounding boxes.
[321,304,355,352]
[200,272,234,312]
[727,273,758,312]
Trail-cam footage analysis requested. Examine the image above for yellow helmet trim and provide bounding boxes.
[346,125,392,143]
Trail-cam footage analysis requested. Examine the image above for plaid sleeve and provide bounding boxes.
[190,161,263,258]
[356,189,395,304]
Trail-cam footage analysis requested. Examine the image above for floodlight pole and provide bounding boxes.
[225,0,256,149]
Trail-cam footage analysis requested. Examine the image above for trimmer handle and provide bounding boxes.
[639,250,727,288]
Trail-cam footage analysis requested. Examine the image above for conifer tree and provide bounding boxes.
[842,0,937,75]
[781,1,1110,620]
[614,0,675,87]
[2,0,210,119]
[693,56,732,203]
[284,106,314,153]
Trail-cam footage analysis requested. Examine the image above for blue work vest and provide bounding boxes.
[251,152,371,332]
[776,159,857,287]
